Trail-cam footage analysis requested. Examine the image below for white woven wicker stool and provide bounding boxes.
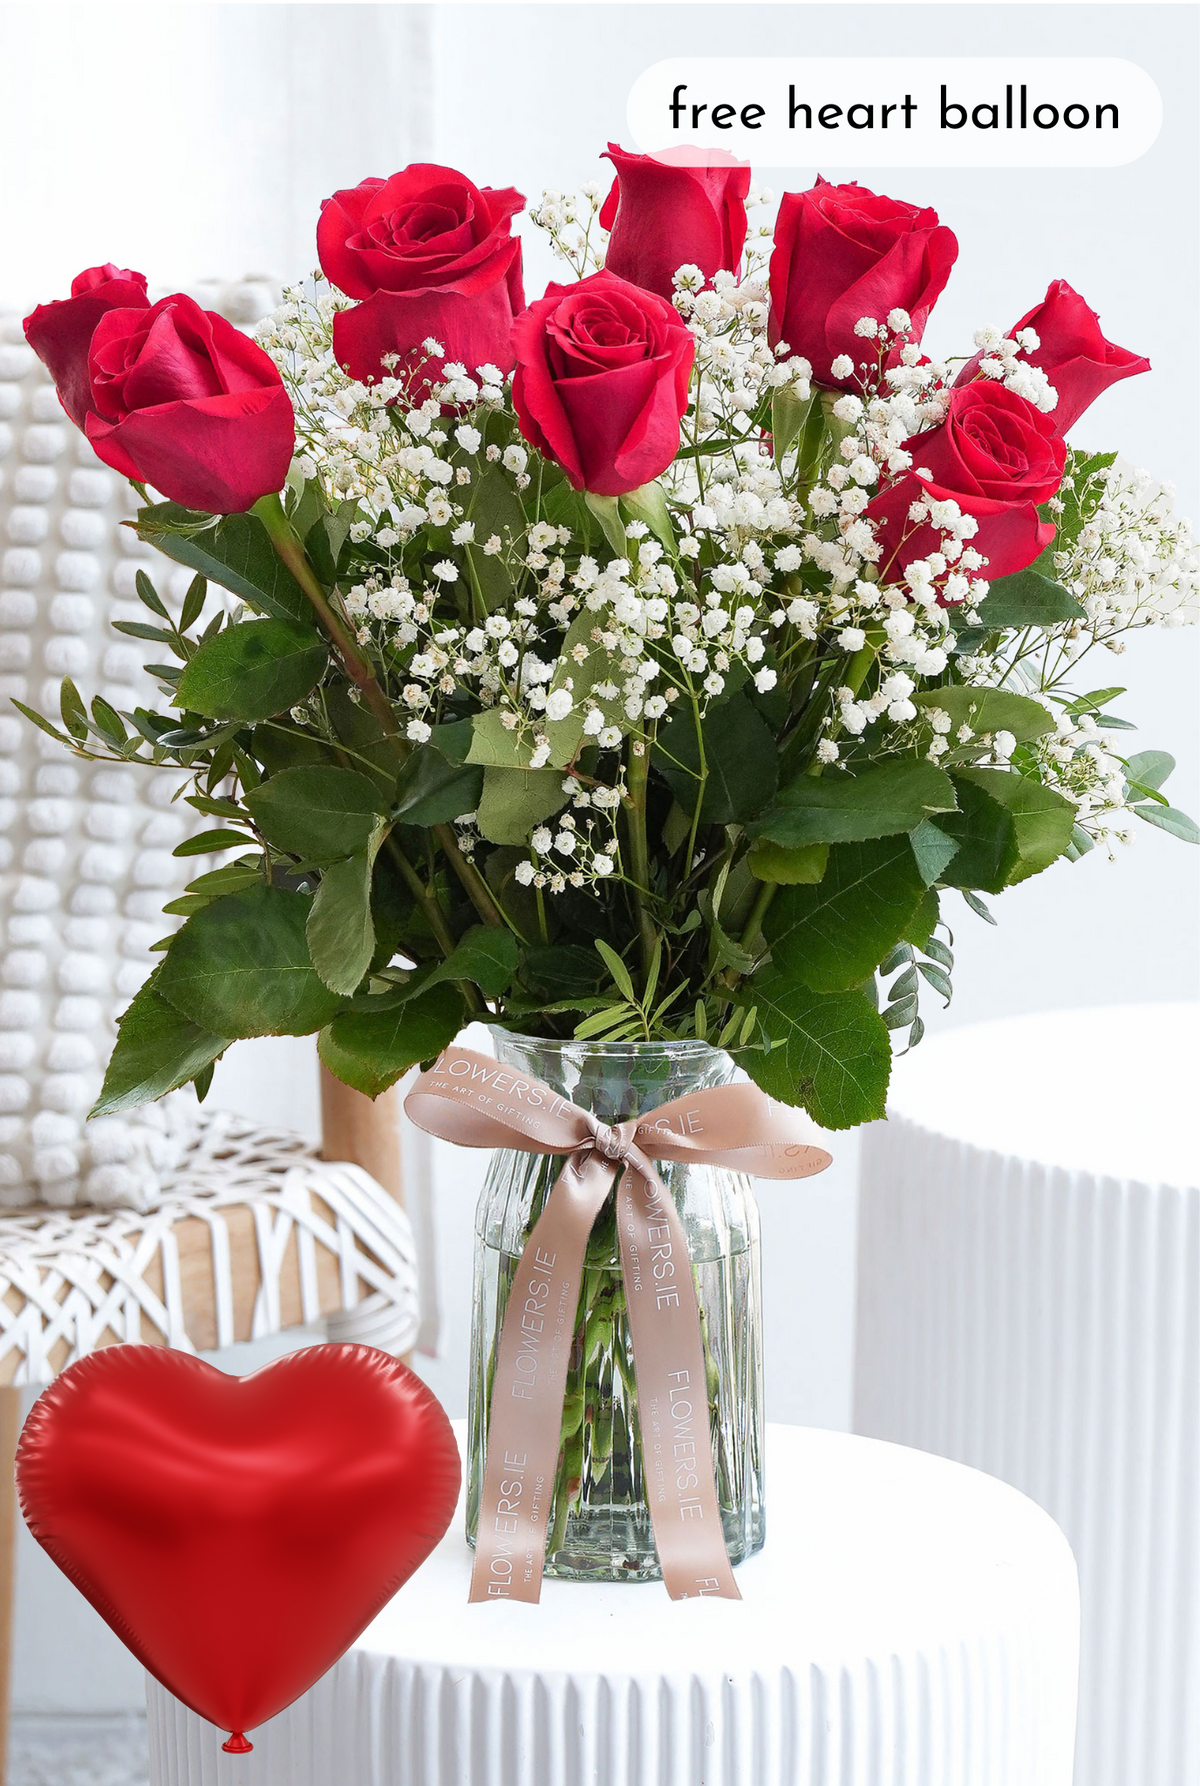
[853,1004,1199,1786]
[146,1420,1079,1786]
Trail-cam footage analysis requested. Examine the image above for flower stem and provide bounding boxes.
[623,739,657,980]
[252,492,399,738]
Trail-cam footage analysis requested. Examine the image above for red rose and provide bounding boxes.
[24,265,150,428]
[512,271,694,497]
[866,383,1066,583]
[317,164,524,389]
[83,295,294,514]
[955,279,1150,435]
[599,143,750,300]
[768,178,958,390]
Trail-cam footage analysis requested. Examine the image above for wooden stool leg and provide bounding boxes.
[319,1068,404,1207]
[0,1384,22,1786]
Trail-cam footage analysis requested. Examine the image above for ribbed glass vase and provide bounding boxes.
[467,1032,764,1583]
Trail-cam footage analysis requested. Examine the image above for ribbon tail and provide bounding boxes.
[615,1159,742,1601]
[469,1152,614,1604]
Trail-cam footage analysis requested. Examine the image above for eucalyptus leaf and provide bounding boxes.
[176,619,326,722]
[1123,750,1175,793]
[1133,802,1200,843]
[156,885,344,1037]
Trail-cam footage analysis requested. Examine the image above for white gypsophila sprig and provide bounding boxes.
[530,184,608,278]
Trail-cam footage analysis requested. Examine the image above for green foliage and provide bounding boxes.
[908,818,961,887]
[750,760,958,847]
[306,825,385,996]
[939,768,1076,891]
[244,766,388,863]
[742,940,892,1128]
[393,749,482,826]
[176,620,326,722]
[912,686,1055,743]
[92,974,229,1116]
[655,695,778,826]
[975,569,1085,626]
[764,837,928,991]
[477,768,568,845]
[136,503,311,624]
[156,885,344,1037]
[746,838,830,884]
[318,983,466,1097]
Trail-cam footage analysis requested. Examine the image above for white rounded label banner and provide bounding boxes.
[627,59,1162,168]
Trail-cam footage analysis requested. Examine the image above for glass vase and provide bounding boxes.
[467,1032,764,1583]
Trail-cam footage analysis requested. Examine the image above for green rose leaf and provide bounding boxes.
[764,836,927,992]
[460,460,526,610]
[318,982,466,1098]
[176,619,326,722]
[908,817,961,887]
[382,925,520,1005]
[394,747,483,826]
[912,685,1054,744]
[91,973,230,1117]
[655,695,779,826]
[975,569,1085,627]
[747,838,830,885]
[136,503,310,624]
[750,760,958,847]
[940,768,1076,891]
[476,767,568,845]
[156,885,344,1037]
[743,940,892,1129]
[306,823,386,997]
[245,765,389,864]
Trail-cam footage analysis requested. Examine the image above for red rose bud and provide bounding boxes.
[24,265,150,428]
[512,270,694,498]
[83,295,294,515]
[599,143,751,301]
[317,164,525,390]
[867,383,1066,584]
[955,279,1150,435]
[768,178,958,390]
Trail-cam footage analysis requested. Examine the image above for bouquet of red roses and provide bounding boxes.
[20,148,1197,1129]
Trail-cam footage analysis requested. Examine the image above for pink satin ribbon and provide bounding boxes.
[404,1046,832,1603]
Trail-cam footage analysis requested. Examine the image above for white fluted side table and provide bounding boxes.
[854,1004,1199,1786]
[146,1421,1078,1786]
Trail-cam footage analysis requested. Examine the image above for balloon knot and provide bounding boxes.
[222,1732,253,1753]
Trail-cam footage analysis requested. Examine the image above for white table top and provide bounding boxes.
[885,1003,1198,1186]
[353,1422,1074,1679]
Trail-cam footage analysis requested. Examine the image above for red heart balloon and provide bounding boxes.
[15,1343,460,1751]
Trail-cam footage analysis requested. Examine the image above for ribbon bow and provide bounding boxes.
[405,1046,831,1603]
